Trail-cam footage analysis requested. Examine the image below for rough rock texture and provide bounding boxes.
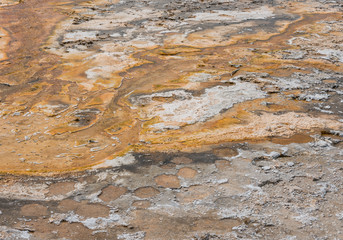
[0,0,342,239]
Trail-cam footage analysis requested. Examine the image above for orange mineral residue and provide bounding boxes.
[0,0,342,175]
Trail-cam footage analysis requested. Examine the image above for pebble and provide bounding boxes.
[287,162,295,167]
[316,140,330,148]
[262,166,271,171]
[269,151,281,159]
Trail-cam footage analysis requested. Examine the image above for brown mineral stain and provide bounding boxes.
[171,156,193,165]
[75,203,110,218]
[154,174,180,189]
[20,203,48,217]
[271,133,313,145]
[56,222,93,240]
[213,148,238,158]
[177,167,198,179]
[58,199,80,212]
[130,209,240,239]
[98,185,127,202]
[134,186,160,199]
[47,181,75,196]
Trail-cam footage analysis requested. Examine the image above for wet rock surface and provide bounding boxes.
[0,0,342,239]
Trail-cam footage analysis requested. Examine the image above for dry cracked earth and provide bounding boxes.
[0,0,343,239]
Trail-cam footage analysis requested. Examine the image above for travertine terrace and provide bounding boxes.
[0,0,342,239]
